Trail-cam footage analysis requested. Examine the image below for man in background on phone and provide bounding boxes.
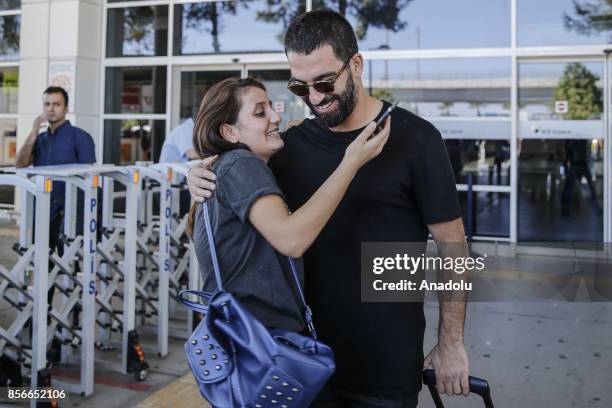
[16,86,96,307]
[187,10,469,406]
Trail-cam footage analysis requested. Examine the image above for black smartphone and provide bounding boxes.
[374,101,399,133]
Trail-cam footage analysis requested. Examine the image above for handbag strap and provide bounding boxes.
[202,202,318,339]
[177,289,213,313]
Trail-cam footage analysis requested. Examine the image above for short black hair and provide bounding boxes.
[44,86,69,107]
[284,9,358,62]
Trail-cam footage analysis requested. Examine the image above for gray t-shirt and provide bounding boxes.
[194,149,305,332]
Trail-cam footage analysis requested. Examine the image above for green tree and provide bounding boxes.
[181,1,248,53]
[564,0,612,40]
[123,8,155,52]
[438,101,454,116]
[0,15,19,58]
[371,88,395,102]
[553,63,602,120]
[255,0,412,42]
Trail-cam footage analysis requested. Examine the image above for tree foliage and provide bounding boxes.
[553,63,602,120]
[0,15,19,58]
[182,1,246,52]
[564,0,612,40]
[255,0,412,41]
[123,8,155,52]
[125,0,413,53]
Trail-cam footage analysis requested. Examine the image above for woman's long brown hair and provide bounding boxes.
[186,77,267,240]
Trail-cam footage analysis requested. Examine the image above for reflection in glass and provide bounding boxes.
[459,192,510,238]
[105,66,167,114]
[444,140,510,185]
[248,70,307,125]
[518,0,611,46]
[0,68,18,114]
[519,62,603,121]
[0,118,17,165]
[174,0,306,55]
[179,71,240,121]
[103,119,165,165]
[0,15,20,60]
[518,139,604,241]
[173,0,305,55]
[322,0,510,50]
[0,117,16,209]
[0,0,20,11]
[518,61,604,241]
[106,6,168,57]
[363,59,511,117]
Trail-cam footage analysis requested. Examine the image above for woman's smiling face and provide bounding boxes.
[227,86,284,162]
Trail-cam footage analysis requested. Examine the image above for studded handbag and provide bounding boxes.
[178,202,335,408]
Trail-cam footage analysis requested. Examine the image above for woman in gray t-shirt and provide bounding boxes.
[187,77,390,332]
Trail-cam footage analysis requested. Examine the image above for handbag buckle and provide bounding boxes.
[304,307,318,339]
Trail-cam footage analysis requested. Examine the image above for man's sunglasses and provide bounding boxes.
[286,57,352,97]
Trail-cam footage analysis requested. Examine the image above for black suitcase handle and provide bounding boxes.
[423,369,494,408]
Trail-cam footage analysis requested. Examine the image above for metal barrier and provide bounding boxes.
[154,162,201,335]
[131,164,172,357]
[95,165,149,380]
[0,162,200,401]
[0,170,51,406]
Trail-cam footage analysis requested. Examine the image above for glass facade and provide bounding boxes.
[173,1,306,55]
[0,118,16,166]
[0,67,18,114]
[104,66,167,114]
[0,1,18,209]
[100,0,612,242]
[0,0,20,10]
[363,58,511,117]
[103,119,165,165]
[0,15,20,61]
[106,6,168,57]
[518,0,611,46]
[342,0,511,50]
[179,70,240,121]
[518,61,605,241]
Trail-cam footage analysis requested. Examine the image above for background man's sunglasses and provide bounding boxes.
[286,58,351,97]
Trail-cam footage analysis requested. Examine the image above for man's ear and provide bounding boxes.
[352,53,364,77]
[220,123,239,143]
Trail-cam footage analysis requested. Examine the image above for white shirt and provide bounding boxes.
[159,118,195,163]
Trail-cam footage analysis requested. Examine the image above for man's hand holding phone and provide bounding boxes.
[371,101,398,138]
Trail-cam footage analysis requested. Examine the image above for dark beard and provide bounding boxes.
[305,72,358,129]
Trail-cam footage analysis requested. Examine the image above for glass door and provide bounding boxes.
[246,67,308,126]
[172,65,308,131]
[605,51,611,243]
[172,66,242,129]
[518,58,606,242]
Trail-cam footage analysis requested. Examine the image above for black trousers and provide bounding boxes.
[47,213,64,307]
[311,385,419,408]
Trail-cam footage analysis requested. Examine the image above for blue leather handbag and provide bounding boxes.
[178,202,335,408]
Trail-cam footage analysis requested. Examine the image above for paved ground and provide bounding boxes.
[0,219,610,407]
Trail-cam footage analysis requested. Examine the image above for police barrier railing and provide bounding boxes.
[96,165,149,381]
[10,164,105,397]
[0,162,200,399]
[131,163,172,357]
[0,169,51,407]
[151,162,200,336]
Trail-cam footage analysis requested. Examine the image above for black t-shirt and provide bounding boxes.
[269,101,461,396]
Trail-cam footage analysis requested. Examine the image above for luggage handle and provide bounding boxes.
[423,369,494,408]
